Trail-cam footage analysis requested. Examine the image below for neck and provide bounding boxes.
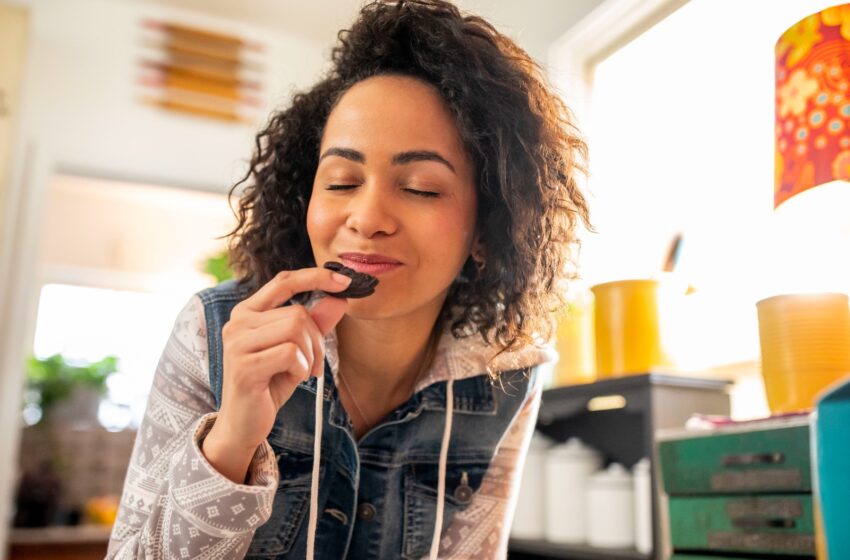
[335,304,445,408]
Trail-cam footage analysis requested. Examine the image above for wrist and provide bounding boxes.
[201,422,258,484]
[205,416,264,455]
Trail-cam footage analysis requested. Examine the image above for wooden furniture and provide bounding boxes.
[8,525,110,560]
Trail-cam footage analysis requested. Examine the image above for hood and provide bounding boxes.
[322,322,558,393]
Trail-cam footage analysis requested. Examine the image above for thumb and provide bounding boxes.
[308,295,348,335]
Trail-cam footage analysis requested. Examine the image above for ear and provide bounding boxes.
[470,231,485,263]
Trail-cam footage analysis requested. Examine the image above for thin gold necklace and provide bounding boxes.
[338,320,442,429]
[338,369,373,427]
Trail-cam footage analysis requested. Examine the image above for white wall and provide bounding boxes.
[15,0,329,191]
[38,173,237,292]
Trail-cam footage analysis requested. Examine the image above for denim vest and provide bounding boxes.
[197,279,536,559]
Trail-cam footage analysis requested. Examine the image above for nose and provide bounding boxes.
[344,182,398,238]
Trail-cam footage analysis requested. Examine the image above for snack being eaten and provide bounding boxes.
[322,261,379,298]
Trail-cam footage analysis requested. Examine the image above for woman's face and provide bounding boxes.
[307,74,479,321]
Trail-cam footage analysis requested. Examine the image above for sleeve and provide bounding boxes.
[435,369,544,559]
[106,295,280,559]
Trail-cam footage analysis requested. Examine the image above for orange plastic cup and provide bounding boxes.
[756,293,850,414]
[591,279,673,378]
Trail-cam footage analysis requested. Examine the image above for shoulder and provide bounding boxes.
[196,278,256,305]
[170,294,206,349]
[195,279,258,331]
[419,326,556,393]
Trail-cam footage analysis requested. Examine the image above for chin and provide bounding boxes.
[343,294,413,320]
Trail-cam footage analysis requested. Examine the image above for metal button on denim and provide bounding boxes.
[454,470,474,503]
[453,484,473,503]
[357,503,377,521]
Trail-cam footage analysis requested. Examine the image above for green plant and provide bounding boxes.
[24,354,119,420]
[203,249,233,284]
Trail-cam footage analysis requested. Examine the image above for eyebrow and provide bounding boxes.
[318,147,456,174]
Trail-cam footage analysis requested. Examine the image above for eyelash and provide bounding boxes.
[327,184,440,198]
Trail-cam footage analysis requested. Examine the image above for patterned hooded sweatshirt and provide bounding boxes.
[107,280,554,559]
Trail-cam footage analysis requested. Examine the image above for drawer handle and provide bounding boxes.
[731,517,796,529]
[722,452,784,466]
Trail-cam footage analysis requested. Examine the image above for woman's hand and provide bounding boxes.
[202,267,351,483]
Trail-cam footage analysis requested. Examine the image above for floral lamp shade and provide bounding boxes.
[775,4,850,209]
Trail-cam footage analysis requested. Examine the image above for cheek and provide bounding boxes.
[418,206,475,267]
[306,197,336,244]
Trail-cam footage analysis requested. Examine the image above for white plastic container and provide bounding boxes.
[511,432,552,539]
[544,437,602,543]
[587,463,635,548]
[633,458,653,554]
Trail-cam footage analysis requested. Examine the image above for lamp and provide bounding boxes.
[755,4,850,416]
[775,3,850,210]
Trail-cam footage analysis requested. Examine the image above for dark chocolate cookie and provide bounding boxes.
[322,261,379,298]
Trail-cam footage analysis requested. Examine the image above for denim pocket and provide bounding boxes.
[246,447,316,558]
[401,462,489,559]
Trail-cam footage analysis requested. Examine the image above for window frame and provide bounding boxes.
[546,0,690,127]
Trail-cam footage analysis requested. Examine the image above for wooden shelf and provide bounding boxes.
[509,538,651,560]
[10,524,112,544]
[9,525,111,560]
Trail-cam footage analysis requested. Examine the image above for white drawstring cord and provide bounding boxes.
[429,379,455,560]
[307,375,324,560]
[309,375,454,559]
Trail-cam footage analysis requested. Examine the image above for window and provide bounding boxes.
[29,174,236,428]
[31,283,192,429]
[582,0,840,296]
[552,0,843,417]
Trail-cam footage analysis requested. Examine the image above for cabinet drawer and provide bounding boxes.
[660,425,810,494]
[669,494,815,556]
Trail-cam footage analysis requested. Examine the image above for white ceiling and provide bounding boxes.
[133,0,605,65]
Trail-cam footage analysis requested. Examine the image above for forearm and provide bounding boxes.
[107,296,279,558]
[108,413,279,558]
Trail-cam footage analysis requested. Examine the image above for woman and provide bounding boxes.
[107,0,591,558]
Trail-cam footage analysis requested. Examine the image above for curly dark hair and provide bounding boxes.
[223,0,593,373]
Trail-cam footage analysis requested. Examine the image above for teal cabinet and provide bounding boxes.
[659,417,815,559]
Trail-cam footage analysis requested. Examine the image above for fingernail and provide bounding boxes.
[332,272,352,285]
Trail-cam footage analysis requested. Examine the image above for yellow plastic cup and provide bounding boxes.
[554,292,596,386]
[591,279,673,378]
[756,293,850,414]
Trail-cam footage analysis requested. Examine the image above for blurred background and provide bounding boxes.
[2,0,848,559]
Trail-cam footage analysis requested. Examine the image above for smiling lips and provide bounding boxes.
[338,252,403,275]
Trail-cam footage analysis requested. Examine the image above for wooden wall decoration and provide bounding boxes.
[139,20,265,123]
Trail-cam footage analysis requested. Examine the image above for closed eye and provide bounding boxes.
[404,188,440,198]
[327,185,440,198]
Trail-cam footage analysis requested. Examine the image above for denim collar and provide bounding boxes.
[298,362,499,419]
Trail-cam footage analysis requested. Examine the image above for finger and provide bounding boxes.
[301,313,325,379]
[268,371,301,409]
[308,295,349,336]
[238,300,323,329]
[235,307,315,365]
[237,306,325,378]
[241,268,352,312]
[249,342,310,384]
